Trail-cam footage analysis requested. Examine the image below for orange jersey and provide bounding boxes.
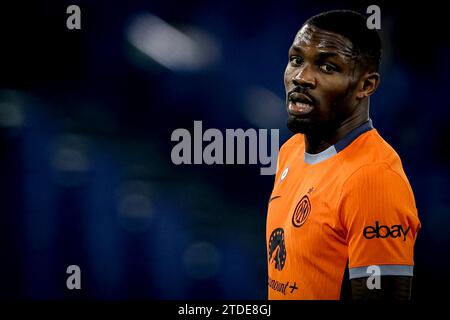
[266,120,421,299]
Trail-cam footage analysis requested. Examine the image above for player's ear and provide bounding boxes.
[356,72,380,100]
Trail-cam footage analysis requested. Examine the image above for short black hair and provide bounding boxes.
[304,10,382,71]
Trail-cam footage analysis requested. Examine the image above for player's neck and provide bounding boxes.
[305,111,369,154]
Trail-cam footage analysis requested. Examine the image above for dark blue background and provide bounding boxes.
[1,0,449,300]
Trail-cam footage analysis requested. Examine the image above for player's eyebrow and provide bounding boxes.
[317,51,340,59]
[318,49,356,62]
[289,46,342,60]
[289,45,303,53]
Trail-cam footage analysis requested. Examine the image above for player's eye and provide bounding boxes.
[319,63,336,73]
[289,56,303,66]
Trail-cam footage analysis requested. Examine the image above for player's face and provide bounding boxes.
[284,24,361,135]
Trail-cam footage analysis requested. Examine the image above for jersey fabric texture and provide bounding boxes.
[266,120,421,300]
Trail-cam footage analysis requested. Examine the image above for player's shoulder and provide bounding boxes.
[341,129,410,188]
[350,128,398,156]
[274,134,305,173]
[279,133,304,153]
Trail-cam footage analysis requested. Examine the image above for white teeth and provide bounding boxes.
[295,102,312,107]
[289,101,313,114]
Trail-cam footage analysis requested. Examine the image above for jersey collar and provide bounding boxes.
[304,119,374,165]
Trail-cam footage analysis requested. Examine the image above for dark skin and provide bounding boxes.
[285,24,412,300]
[284,24,379,154]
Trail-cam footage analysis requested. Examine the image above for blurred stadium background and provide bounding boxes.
[1,0,449,300]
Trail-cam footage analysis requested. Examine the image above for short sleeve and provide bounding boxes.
[339,163,421,279]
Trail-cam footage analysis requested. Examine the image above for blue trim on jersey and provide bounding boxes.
[334,119,373,152]
[349,265,413,279]
[303,119,374,165]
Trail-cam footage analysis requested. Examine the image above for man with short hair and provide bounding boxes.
[266,10,421,300]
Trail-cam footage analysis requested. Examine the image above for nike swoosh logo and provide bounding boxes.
[268,195,281,204]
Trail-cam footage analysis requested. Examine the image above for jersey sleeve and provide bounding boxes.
[339,163,421,279]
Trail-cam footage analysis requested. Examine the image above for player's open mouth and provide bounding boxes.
[288,101,314,116]
[288,92,315,116]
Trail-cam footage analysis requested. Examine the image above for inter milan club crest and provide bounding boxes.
[292,195,311,228]
[268,228,286,271]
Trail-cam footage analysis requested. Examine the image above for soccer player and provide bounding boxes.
[266,10,421,300]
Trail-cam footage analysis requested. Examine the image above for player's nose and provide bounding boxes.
[292,64,316,89]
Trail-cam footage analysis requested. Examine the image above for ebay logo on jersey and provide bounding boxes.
[363,221,411,241]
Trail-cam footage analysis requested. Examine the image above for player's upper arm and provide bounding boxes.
[339,163,421,295]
